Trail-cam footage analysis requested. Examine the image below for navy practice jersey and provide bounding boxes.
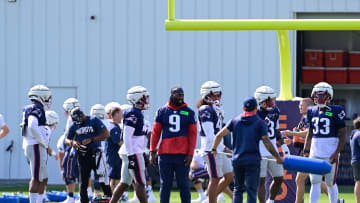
[154,105,196,139]
[198,105,223,137]
[123,107,146,136]
[67,116,106,150]
[22,103,47,128]
[106,121,122,165]
[307,105,346,138]
[256,107,280,140]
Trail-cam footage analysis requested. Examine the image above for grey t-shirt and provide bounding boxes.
[351,129,360,165]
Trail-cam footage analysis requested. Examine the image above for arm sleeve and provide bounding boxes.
[124,125,136,155]
[187,123,197,155]
[28,115,45,146]
[150,122,162,152]
[57,135,65,153]
[0,115,5,128]
[202,121,215,138]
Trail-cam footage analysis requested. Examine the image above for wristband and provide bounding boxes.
[211,148,216,152]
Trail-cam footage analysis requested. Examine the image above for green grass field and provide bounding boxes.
[0,185,356,202]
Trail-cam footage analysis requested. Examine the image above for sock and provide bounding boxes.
[87,187,92,197]
[37,194,44,203]
[310,183,321,203]
[29,193,38,203]
[69,192,74,198]
[327,184,339,203]
[147,185,152,191]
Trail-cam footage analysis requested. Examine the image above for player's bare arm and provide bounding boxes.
[330,127,346,163]
[262,135,283,164]
[211,127,230,153]
[303,126,313,157]
[282,129,308,138]
[275,129,284,145]
[65,137,80,149]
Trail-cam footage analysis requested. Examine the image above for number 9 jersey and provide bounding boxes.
[150,103,197,156]
[307,105,346,158]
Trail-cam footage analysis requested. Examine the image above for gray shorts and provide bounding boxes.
[352,163,360,181]
[260,156,284,178]
[120,154,132,185]
[24,144,48,181]
[120,153,146,185]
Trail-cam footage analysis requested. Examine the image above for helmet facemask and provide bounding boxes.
[259,97,275,111]
[204,91,222,106]
[135,95,150,110]
[313,91,331,108]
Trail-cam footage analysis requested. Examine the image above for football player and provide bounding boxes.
[150,86,197,203]
[21,85,52,203]
[304,82,346,203]
[197,81,233,203]
[254,86,284,203]
[0,113,10,139]
[110,86,150,203]
[57,98,81,203]
[89,104,112,197]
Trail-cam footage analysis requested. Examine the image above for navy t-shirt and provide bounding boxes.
[106,121,122,166]
[22,103,47,127]
[67,116,106,151]
[123,107,146,136]
[307,105,346,138]
[257,107,280,140]
[351,129,360,165]
[198,105,223,137]
[226,114,268,167]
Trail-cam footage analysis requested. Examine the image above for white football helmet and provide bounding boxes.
[105,102,121,114]
[63,98,80,114]
[28,85,52,109]
[311,82,333,108]
[200,81,222,105]
[254,86,276,111]
[45,110,59,126]
[90,104,106,119]
[126,86,150,110]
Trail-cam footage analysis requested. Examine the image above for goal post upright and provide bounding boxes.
[166,0,360,100]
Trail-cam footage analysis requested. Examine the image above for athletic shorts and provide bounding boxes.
[129,153,146,185]
[190,168,209,179]
[25,144,48,182]
[202,153,232,178]
[120,154,133,185]
[352,163,360,181]
[62,150,79,184]
[108,163,122,180]
[309,156,339,186]
[260,155,284,178]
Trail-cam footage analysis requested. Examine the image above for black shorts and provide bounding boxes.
[352,163,360,181]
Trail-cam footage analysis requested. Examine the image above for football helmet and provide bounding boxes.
[45,110,59,126]
[105,102,121,114]
[28,85,52,109]
[200,81,222,105]
[63,98,80,114]
[254,86,276,111]
[311,82,333,108]
[70,107,84,125]
[126,86,150,110]
[90,104,106,119]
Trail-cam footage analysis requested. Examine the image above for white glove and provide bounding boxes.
[281,144,290,156]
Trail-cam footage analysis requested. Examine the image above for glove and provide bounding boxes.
[281,144,290,156]
[143,153,150,167]
[128,155,136,170]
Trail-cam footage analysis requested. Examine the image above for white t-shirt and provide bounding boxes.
[23,115,47,148]
[0,114,6,129]
[118,119,151,155]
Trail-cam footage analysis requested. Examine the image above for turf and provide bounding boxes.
[0,185,356,202]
